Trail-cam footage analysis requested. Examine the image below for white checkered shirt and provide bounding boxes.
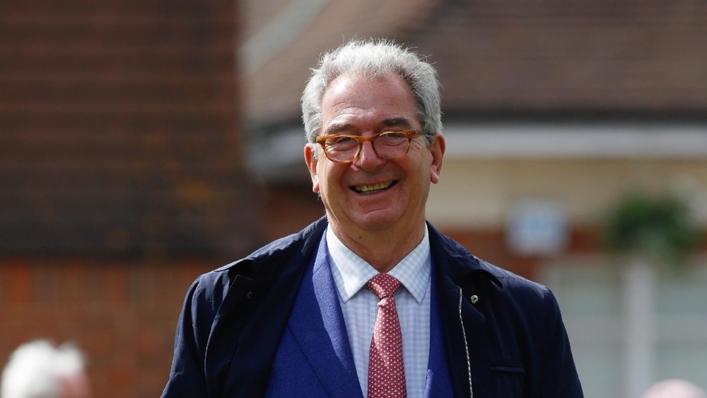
[327,226,431,398]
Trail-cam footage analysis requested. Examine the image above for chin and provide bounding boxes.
[350,211,401,231]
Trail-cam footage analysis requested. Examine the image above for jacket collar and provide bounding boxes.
[426,221,503,290]
[243,216,503,290]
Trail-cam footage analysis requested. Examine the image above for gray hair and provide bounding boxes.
[301,38,442,145]
[1,340,87,398]
[642,379,706,398]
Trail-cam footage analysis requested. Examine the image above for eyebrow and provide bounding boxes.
[381,117,414,129]
[322,117,414,136]
[322,123,354,136]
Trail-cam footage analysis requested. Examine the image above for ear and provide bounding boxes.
[429,133,445,184]
[304,144,321,193]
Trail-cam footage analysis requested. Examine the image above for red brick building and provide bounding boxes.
[0,1,260,396]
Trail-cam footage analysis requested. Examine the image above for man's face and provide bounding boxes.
[304,72,444,239]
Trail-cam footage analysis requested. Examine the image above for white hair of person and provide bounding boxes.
[642,379,706,398]
[1,340,86,398]
[301,38,442,146]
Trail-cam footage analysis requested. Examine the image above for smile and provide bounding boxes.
[352,181,396,194]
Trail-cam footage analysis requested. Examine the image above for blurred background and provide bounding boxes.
[1,0,706,397]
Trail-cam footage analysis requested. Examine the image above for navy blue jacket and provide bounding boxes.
[161,217,583,397]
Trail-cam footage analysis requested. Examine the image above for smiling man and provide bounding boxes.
[305,70,443,274]
[162,39,583,398]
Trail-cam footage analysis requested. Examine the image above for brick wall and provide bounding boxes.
[261,183,325,242]
[0,258,216,397]
[0,1,268,396]
[0,0,260,255]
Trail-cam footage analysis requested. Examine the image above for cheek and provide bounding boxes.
[323,163,347,187]
[317,165,338,198]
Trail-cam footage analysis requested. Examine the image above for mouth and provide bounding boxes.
[351,181,397,195]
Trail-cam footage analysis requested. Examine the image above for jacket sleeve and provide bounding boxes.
[535,288,584,397]
[161,275,219,398]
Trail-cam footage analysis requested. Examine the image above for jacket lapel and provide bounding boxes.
[212,218,327,398]
[286,235,363,398]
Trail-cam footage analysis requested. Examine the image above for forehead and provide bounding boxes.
[320,73,418,133]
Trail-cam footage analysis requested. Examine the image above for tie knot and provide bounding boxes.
[366,273,401,299]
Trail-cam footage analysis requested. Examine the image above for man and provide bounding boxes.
[1,340,92,398]
[162,39,583,397]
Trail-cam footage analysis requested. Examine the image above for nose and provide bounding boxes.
[354,140,385,171]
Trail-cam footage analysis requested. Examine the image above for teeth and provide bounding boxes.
[354,181,393,194]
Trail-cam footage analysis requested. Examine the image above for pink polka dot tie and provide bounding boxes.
[366,273,406,398]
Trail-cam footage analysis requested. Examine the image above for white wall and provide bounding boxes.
[427,158,707,229]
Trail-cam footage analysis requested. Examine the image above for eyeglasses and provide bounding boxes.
[315,130,420,163]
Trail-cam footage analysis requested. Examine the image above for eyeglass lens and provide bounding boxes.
[324,133,410,162]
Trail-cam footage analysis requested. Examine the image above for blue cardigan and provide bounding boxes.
[161,217,583,397]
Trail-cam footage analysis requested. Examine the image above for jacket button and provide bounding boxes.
[470,295,479,304]
[246,291,254,299]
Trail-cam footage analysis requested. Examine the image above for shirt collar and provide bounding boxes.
[326,225,431,305]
